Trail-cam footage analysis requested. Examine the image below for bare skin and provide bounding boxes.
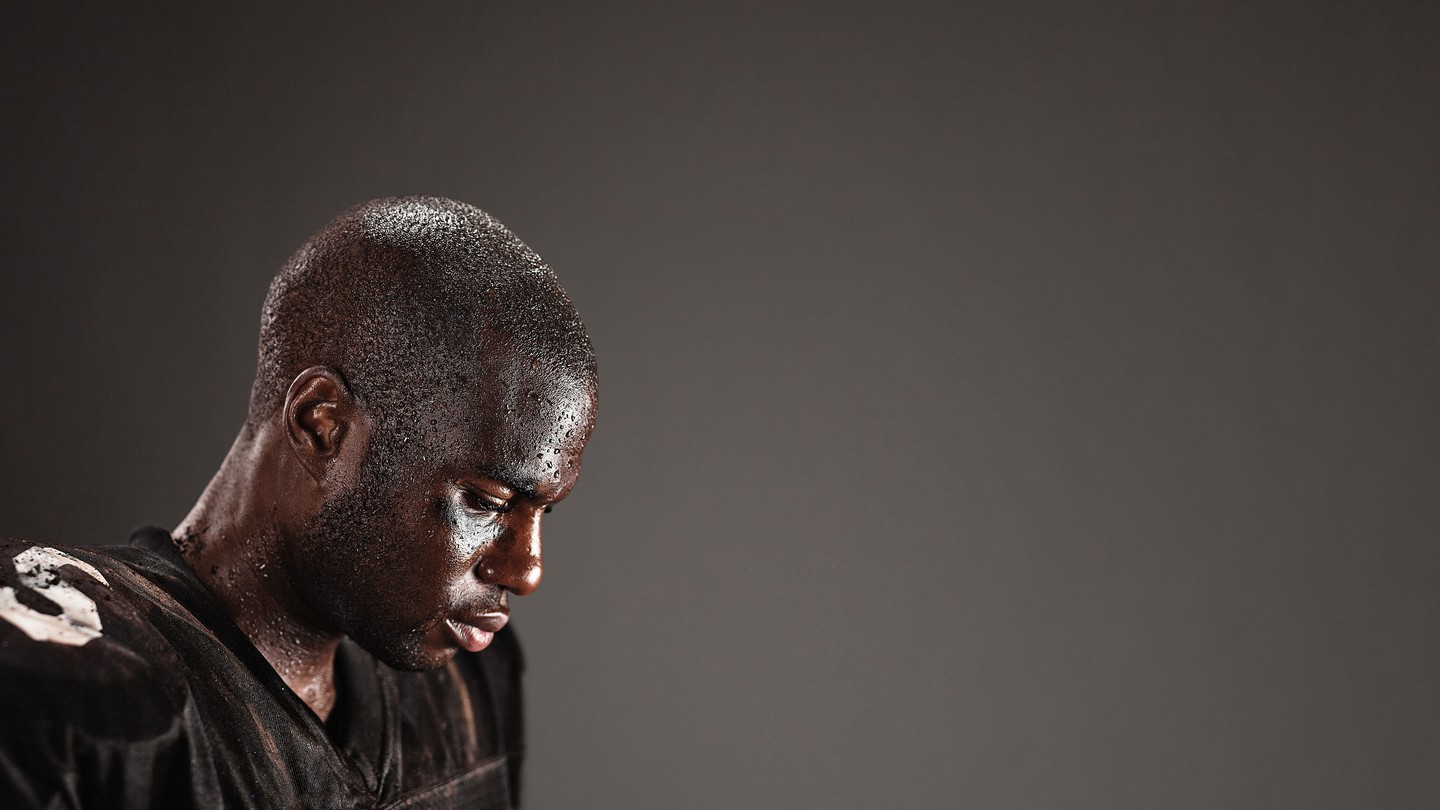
[175,367,593,722]
[175,371,376,720]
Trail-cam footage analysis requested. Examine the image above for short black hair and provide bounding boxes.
[249,196,596,435]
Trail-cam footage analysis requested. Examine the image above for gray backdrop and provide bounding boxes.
[3,2,1438,807]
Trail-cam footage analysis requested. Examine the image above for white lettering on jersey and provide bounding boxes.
[0,546,109,646]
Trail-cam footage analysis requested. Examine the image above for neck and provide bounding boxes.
[174,424,343,722]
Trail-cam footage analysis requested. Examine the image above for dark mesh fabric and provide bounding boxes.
[0,528,524,809]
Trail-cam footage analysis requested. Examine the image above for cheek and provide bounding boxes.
[443,491,504,564]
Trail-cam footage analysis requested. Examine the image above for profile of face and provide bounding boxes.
[290,366,596,672]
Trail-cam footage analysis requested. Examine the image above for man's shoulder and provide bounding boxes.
[0,538,191,739]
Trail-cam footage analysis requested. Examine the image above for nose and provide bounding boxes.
[479,508,543,596]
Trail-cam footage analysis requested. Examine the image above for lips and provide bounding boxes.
[444,612,508,653]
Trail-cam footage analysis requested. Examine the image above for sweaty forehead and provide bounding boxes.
[452,364,596,495]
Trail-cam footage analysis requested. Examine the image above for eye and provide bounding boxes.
[457,486,511,514]
[543,505,553,514]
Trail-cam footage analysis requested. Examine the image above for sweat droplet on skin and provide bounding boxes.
[444,484,504,561]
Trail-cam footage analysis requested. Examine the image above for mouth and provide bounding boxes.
[444,612,508,653]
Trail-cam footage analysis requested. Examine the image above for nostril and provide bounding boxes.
[476,557,542,596]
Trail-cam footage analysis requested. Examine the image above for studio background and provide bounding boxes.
[3,2,1438,807]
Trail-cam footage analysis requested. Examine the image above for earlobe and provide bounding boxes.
[283,367,359,483]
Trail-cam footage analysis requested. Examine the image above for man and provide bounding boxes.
[0,197,597,808]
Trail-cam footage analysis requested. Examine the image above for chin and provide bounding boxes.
[381,647,458,672]
[349,627,458,672]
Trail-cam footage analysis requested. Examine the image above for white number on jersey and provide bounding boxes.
[0,547,109,646]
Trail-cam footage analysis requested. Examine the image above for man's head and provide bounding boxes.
[249,196,597,670]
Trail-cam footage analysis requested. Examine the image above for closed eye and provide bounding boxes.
[459,488,511,514]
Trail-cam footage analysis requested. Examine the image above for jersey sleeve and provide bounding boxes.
[0,541,199,808]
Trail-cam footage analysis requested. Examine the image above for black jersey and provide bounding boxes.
[0,528,524,808]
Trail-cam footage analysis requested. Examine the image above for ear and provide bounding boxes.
[283,366,367,484]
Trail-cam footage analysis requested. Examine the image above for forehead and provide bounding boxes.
[443,365,596,496]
